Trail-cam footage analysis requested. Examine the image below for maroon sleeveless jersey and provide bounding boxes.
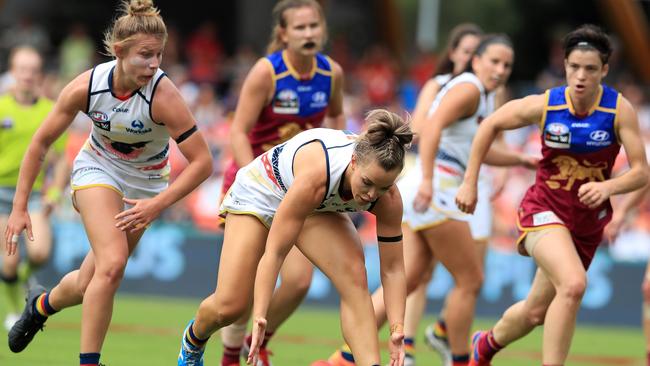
[516,85,621,268]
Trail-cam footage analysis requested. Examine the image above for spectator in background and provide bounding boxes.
[0,45,69,331]
[356,44,399,108]
[185,21,224,85]
[59,23,94,83]
[0,16,51,61]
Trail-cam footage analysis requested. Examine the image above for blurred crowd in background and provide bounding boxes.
[0,15,648,259]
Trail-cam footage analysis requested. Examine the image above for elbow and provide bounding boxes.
[201,156,214,180]
[641,167,650,188]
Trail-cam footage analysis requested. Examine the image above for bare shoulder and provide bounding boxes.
[328,58,344,78]
[421,78,441,94]
[58,69,93,111]
[150,75,180,101]
[293,141,328,180]
[248,57,275,84]
[617,95,637,120]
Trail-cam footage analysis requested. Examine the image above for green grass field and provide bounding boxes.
[0,294,644,365]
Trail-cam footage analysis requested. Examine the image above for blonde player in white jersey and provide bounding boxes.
[4,1,212,365]
[177,110,412,366]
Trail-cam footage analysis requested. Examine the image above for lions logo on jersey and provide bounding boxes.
[273,89,299,114]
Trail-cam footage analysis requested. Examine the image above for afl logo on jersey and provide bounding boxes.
[587,130,611,147]
[310,91,328,108]
[544,122,571,149]
[89,110,110,131]
[273,89,299,114]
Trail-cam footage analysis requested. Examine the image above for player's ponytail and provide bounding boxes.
[355,109,413,171]
[103,0,167,57]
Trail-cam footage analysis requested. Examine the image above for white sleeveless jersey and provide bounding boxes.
[427,72,495,170]
[264,128,372,213]
[223,128,373,226]
[83,60,170,180]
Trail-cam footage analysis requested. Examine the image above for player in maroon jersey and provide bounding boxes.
[455,24,649,366]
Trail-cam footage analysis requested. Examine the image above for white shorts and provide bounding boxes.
[399,160,492,240]
[71,148,167,208]
[219,165,284,229]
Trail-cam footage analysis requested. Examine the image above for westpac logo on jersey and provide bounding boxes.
[273,89,299,114]
[89,110,110,131]
[310,91,328,108]
[586,129,612,147]
[126,119,152,134]
[544,122,571,149]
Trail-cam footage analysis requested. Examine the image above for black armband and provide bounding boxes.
[377,234,403,243]
[175,125,198,144]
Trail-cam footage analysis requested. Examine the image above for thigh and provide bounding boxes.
[73,187,129,262]
[529,227,585,286]
[214,214,269,304]
[296,213,366,291]
[280,245,314,283]
[421,220,482,281]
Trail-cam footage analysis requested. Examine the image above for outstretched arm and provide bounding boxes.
[371,186,407,366]
[415,83,480,212]
[456,94,545,213]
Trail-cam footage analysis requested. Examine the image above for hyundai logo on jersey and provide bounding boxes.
[587,130,612,147]
[544,122,571,149]
[310,91,328,108]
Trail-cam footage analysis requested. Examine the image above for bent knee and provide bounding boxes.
[280,271,313,295]
[347,263,370,290]
[203,300,248,327]
[524,306,548,326]
[558,278,587,303]
[456,271,484,294]
[96,258,128,285]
